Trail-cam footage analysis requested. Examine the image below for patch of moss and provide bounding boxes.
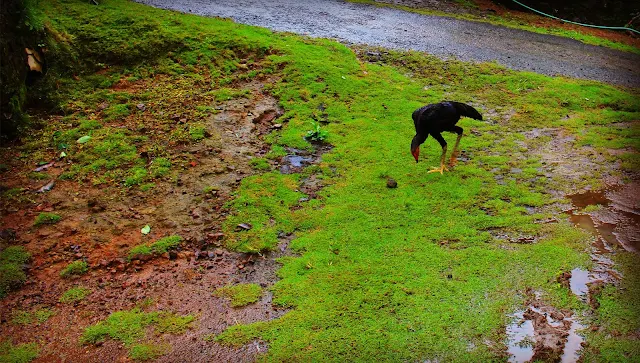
[249,157,271,171]
[129,343,168,361]
[127,235,182,260]
[59,286,91,303]
[0,341,39,363]
[155,312,195,334]
[81,308,194,360]
[33,212,61,226]
[59,260,88,278]
[0,246,30,298]
[214,283,262,307]
[11,307,54,325]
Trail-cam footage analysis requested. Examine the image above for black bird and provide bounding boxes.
[410,101,482,174]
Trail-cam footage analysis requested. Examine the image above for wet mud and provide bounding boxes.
[0,77,317,362]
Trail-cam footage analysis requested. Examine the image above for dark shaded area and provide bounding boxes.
[0,0,42,140]
[493,0,640,29]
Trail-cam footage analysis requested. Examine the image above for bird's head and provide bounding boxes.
[411,145,420,163]
[410,135,422,163]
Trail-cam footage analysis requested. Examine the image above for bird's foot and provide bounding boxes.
[428,165,448,174]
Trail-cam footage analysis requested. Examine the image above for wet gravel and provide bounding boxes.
[136,0,640,87]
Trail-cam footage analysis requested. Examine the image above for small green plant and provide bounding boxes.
[129,343,168,361]
[0,246,30,298]
[155,312,195,334]
[11,308,54,325]
[59,260,88,278]
[59,286,92,303]
[249,157,271,171]
[104,103,131,121]
[189,126,206,141]
[125,167,148,187]
[0,341,39,363]
[33,212,61,226]
[304,122,328,142]
[81,308,194,359]
[213,283,262,307]
[128,235,182,260]
[150,157,171,178]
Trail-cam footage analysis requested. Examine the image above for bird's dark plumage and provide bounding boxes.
[410,101,482,173]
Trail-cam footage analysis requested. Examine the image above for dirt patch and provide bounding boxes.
[0,78,301,361]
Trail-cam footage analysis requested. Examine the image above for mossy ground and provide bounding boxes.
[59,286,91,303]
[0,246,30,298]
[214,284,263,308]
[0,0,638,361]
[59,260,88,278]
[0,341,39,363]
[81,308,194,359]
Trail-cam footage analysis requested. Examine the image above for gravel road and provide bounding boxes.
[136,0,640,87]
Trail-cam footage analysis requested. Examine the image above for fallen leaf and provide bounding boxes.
[77,136,91,144]
[141,225,151,235]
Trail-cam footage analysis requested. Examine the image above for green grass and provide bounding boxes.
[33,212,61,226]
[129,343,169,361]
[0,246,30,298]
[348,0,640,54]
[18,0,640,361]
[59,286,92,303]
[59,260,88,278]
[81,308,194,359]
[11,308,55,325]
[0,341,39,363]
[214,284,263,307]
[128,235,182,260]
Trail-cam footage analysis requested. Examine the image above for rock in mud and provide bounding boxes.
[386,178,398,188]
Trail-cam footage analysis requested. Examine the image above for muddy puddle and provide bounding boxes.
[506,297,584,363]
[563,182,640,304]
[507,181,640,361]
[566,184,640,253]
[279,145,331,175]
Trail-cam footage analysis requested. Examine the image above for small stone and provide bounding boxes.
[386,178,398,188]
[214,248,224,256]
[207,251,215,259]
[136,103,146,111]
[236,223,252,231]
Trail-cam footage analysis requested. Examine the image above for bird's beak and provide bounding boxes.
[411,147,419,163]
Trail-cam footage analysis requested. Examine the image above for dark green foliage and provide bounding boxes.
[0,246,30,298]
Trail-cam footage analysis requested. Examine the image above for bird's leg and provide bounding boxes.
[449,134,462,167]
[428,144,449,174]
[428,132,449,174]
[449,126,464,167]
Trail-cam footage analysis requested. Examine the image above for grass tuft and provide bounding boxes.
[0,246,30,298]
[128,235,182,260]
[33,212,61,226]
[59,260,88,278]
[214,283,262,307]
[59,286,92,303]
[0,341,39,363]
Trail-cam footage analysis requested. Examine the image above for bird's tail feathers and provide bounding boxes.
[452,102,482,121]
